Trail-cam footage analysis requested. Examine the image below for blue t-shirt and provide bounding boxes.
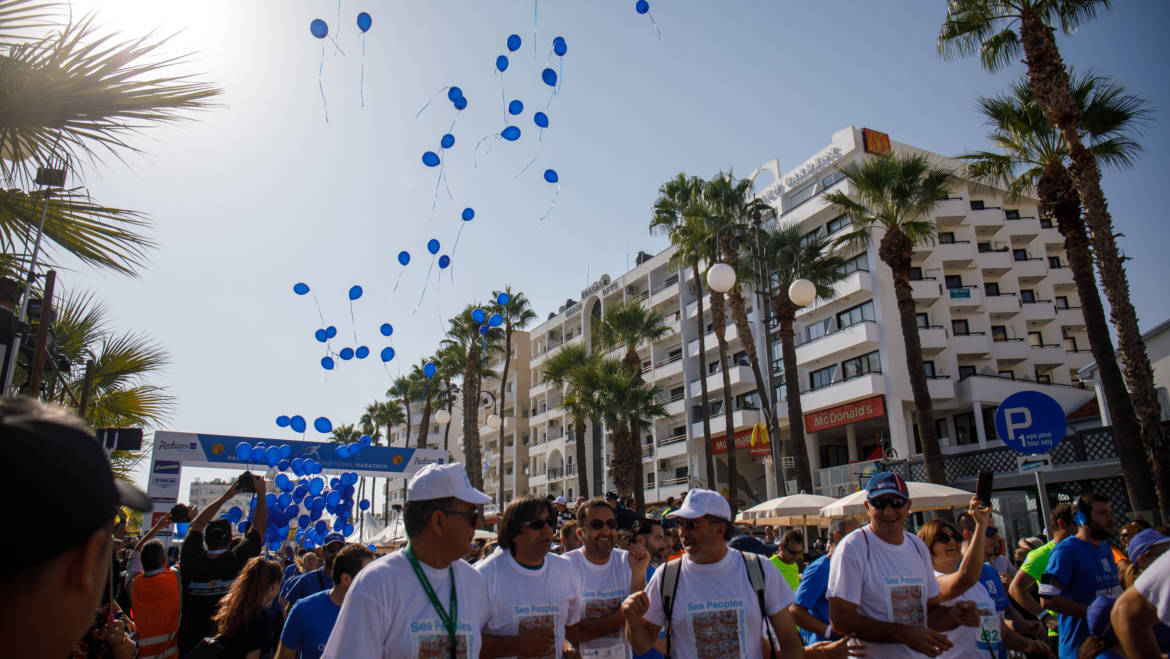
[284,567,333,609]
[283,563,297,581]
[979,562,1009,613]
[1043,537,1121,659]
[634,564,664,659]
[794,554,832,643]
[280,589,340,659]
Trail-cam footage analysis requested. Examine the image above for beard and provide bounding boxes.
[1088,522,1113,542]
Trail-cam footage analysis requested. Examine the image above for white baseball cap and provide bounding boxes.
[555,496,567,505]
[407,463,491,504]
[665,488,731,522]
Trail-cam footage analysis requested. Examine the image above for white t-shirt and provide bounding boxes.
[827,527,941,659]
[643,548,795,659]
[1135,551,1170,626]
[476,549,584,659]
[933,569,1004,659]
[321,550,489,659]
[990,555,1017,578]
[565,548,633,659]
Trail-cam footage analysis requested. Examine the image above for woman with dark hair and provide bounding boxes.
[208,556,283,659]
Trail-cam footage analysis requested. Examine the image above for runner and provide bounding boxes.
[770,530,804,593]
[283,533,344,611]
[321,462,492,658]
[1008,502,1076,654]
[276,543,374,659]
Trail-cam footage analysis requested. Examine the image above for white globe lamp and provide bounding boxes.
[486,413,502,429]
[706,262,737,293]
[434,409,452,425]
[788,278,817,307]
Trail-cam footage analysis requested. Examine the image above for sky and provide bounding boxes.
[52,0,1170,497]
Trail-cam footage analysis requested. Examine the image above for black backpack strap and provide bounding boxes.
[660,558,683,659]
[316,569,325,591]
[743,552,776,659]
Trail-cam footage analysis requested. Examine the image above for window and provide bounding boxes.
[977,242,992,253]
[917,313,930,329]
[708,360,720,375]
[958,365,977,379]
[1020,289,1036,303]
[1040,218,1054,228]
[826,214,850,234]
[732,350,750,367]
[1064,336,1079,351]
[923,360,936,377]
[735,391,761,410]
[820,444,850,468]
[674,466,689,480]
[1013,249,1029,262]
[786,181,817,210]
[992,325,1008,341]
[1055,296,1070,310]
[839,252,869,275]
[803,226,824,241]
[646,472,655,486]
[1048,256,1063,269]
[945,274,964,289]
[909,266,924,281]
[805,318,831,343]
[1035,368,1051,384]
[998,370,1014,379]
[953,319,970,336]
[939,232,956,244]
[984,281,1000,296]
[1005,209,1020,220]
[841,351,881,379]
[954,412,978,445]
[809,364,837,390]
[821,170,846,190]
[970,200,985,210]
[982,406,999,440]
[1028,331,1043,347]
[836,300,875,329]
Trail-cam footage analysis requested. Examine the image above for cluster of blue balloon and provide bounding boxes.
[292,282,396,371]
[308,12,372,40]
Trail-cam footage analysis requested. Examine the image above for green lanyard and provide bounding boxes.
[404,544,459,657]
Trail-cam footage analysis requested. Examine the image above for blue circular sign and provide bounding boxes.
[994,391,1067,454]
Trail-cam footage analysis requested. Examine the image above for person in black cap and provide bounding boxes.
[0,397,151,659]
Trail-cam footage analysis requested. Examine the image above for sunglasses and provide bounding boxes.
[680,516,724,530]
[986,527,998,537]
[442,509,481,524]
[868,496,908,510]
[934,531,960,544]
[523,518,553,531]
[587,519,618,530]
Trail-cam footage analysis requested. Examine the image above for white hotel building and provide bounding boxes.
[454,126,1113,520]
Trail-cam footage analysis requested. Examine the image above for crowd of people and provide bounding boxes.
[5,396,1170,658]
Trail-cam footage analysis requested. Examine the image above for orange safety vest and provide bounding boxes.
[130,569,181,659]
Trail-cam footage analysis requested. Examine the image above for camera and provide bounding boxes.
[237,471,256,493]
[169,504,190,523]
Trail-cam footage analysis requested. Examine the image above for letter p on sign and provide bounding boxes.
[995,391,1067,455]
[1004,407,1032,440]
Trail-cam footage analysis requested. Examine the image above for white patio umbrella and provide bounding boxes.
[736,493,837,527]
[819,481,974,518]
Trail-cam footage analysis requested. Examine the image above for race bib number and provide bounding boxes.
[976,605,1003,655]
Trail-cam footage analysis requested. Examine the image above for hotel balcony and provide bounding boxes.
[1005,217,1042,243]
[653,350,685,379]
[967,207,1010,229]
[946,286,982,311]
[919,325,949,353]
[933,241,977,269]
[798,270,874,318]
[687,323,740,358]
[911,278,943,302]
[985,293,1021,316]
[927,376,955,400]
[1055,306,1086,329]
[976,249,1013,274]
[795,321,880,366]
[992,337,1030,361]
[1047,266,1074,287]
[650,275,681,306]
[1020,300,1055,324]
[951,332,992,358]
[694,409,761,438]
[800,373,886,413]
[1012,258,1048,280]
[1029,344,1068,367]
[656,431,689,459]
[691,364,754,394]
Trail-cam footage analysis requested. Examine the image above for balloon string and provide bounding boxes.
[500,77,507,124]
[515,155,538,178]
[649,12,662,40]
[318,44,329,123]
[537,182,560,224]
[360,37,366,107]
[310,291,326,326]
[473,135,500,168]
[392,268,406,294]
[349,301,358,345]
[451,222,466,258]
[533,0,538,59]
[414,256,437,313]
[414,86,450,120]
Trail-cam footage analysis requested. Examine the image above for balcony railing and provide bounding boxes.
[548,466,565,480]
[531,467,546,476]
[652,275,679,294]
[655,352,684,368]
[642,444,655,458]
[657,433,687,447]
[661,476,688,486]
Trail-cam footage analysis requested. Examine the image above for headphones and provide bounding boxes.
[1074,511,1087,526]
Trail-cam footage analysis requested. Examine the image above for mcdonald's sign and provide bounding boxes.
[862,128,891,155]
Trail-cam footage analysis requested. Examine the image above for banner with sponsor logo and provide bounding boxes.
[804,395,885,433]
[711,427,771,457]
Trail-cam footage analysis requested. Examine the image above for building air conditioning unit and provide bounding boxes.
[659,459,670,470]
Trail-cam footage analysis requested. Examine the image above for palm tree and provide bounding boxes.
[542,343,599,498]
[826,152,956,486]
[387,375,416,445]
[763,225,847,495]
[443,304,503,492]
[650,173,717,489]
[366,399,405,523]
[330,424,361,444]
[435,342,465,455]
[961,73,1160,515]
[940,0,1168,517]
[409,358,440,450]
[491,286,537,505]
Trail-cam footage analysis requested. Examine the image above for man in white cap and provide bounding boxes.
[620,488,805,658]
[555,495,573,526]
[322,462,491,658]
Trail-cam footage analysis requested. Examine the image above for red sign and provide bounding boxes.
[862,128,891,155]
[712,427,771,457]
[804,395,885,433]
[151,511,169,527]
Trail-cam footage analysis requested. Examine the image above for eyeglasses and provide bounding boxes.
[868,496,908,510]
[523,518,552,531]
[587,519,618,530]
[680,516,723,530]
[934,531,959,544]
[986,527,998,537]
[783,546,803,555]
[441,509,481,524]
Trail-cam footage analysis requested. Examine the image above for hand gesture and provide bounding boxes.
[903,625,953,657]
[622,591,650,623]
[968,497,991,527]
[952,601,980,627]
[1043,614,1059,632]
[252,473,267,493]
[628,544,651,575]
[807,634,866,657]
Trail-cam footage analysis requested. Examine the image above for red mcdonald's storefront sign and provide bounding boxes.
[803,395,886,433]
[711,427,771,457]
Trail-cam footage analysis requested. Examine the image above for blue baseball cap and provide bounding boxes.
[1128,528,1170,564]
[323,532,345,546]
[1086,595,1116,638]
[865,471,909,499]
[728,534,771,556]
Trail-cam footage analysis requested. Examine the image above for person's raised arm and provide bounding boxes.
[135,512,172,553]
[189,480,242,533]
[249,474,268,535]
[936,498,989,600]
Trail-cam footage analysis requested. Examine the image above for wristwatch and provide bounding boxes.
[1037,610,1052,622]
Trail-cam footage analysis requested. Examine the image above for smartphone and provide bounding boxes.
[169,504,190,523]
[237,471,255,493]
[976,471,994,506]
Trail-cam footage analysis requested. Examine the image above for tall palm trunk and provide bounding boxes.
[691,262,717,489]
[417,392,433,450]
[610,424,642,510]
[1039,162,1157,515]
[443,376,454,454]
[574,417,589,498]
[773,298,814,493]
[881,227,945,485]
[624,347,647,513]
[710,290,740,518]
[463,348,484,491]
[498,326,513,505]
[1019,10,1169,519]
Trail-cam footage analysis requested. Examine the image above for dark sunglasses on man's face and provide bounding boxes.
[868,496,908,510]
[523,518,552,531]
[681,517,720,530]
[441,508,481,524]
[588,518,618,530]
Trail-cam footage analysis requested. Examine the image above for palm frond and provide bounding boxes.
[91,330,168,391]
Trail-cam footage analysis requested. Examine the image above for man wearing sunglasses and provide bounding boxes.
[283,532,345,612]
[565,498,652,658]
[621,488,804,658]
[828,472,974,658]
[478,494,584,658]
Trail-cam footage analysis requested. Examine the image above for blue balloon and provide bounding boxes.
[343,523,355,537]
[380,346,395,362]
[348,285,363,300]
[266,493,278,507]
[228,506,243,523]
[310,19,328,38]
[174,522,188,538]
[330,477,341,489]
[501,125,521,141]
[356,11,372,32]
[427,239,440,254]
[327,490,342,508]
[534,111,549,128]
[314,417,332,434]
[424,362,437,378]
[278,492,293,508]
[276,415,290,428]
[479,324,489,336]
[496,55,508,72]
[335,444,348,458]
[314,520,328,535]
[355,346,370,359]
[440,133,455,149]
[541,68,557,87]
[422,151,440,167]
[508,99,524,115]
[349,443,362,457]
[544,168,559,183]
[553,36,567,56]
[276,474,291,491]
[359,498,371,511]
[238,521,249,533]
[453,97,467,111]
[462,207,475,221]
[380,323,393,336]
[397,251,410,266]
[309,477,325,495]
[507,34,521,51]
[339,347,355,360]
[292,480,306,497]
[489,312,504,327]
[447,86,463,102]
[293,282,310,295]
[472,308,486,323]
[315,329,328,343]
[636,0,649,14]
[359,434,372,447]
[291,415,307,433]
[280,444,291,458]
[265,446,281,467]
[298,514,311,528]
[438,255,451,269]
[334,518,346,532]
[497,292,511,305]
[326,326,337,339]
[277,459,289,472]
[321,356,335,370]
